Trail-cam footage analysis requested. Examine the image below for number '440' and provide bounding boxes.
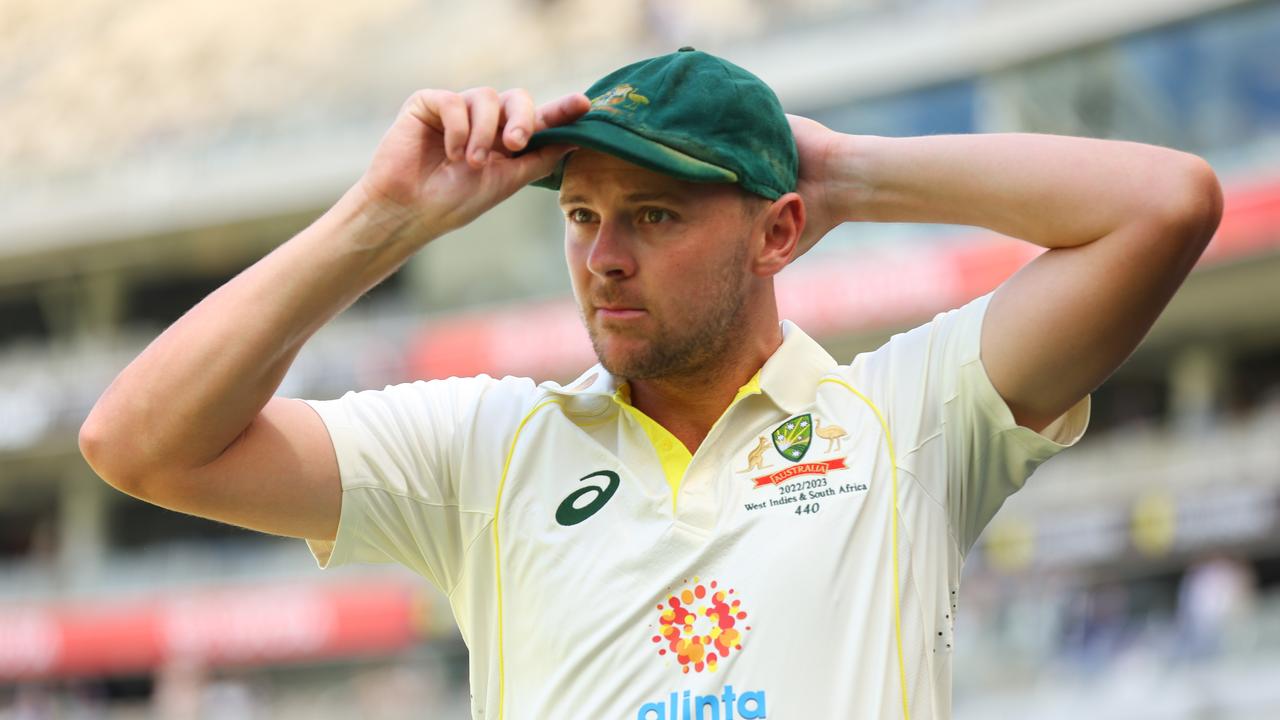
[794,502,820,516]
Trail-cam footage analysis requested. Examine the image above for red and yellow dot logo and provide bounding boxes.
[650,579,750,674]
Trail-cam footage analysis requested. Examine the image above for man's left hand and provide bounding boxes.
[786,114,864,259]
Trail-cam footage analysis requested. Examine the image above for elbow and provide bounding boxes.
[1158,153,1224,255]
[79,411,149,500]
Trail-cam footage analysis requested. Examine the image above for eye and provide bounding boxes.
[639,208,673,224]
[567,208,597,224]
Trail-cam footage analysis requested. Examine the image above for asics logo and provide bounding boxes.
[555,470,620,526]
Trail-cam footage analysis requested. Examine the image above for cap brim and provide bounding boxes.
[521,118,738,190]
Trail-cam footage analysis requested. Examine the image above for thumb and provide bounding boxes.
[504,143,577,188]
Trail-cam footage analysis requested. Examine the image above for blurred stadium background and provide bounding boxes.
[2,0,1279,717]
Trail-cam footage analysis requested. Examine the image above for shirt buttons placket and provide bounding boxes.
[677,451,725,530]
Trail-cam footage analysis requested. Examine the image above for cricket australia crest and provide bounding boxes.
[589,83,650,114]
[771,414,812,462]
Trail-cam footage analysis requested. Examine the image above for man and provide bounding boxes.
[81,48,1222,718]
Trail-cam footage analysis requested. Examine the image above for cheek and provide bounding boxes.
[662,236,743,287]
[646,251,721,315]
[565,237,589,294]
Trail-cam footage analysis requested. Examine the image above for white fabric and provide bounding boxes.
[302,291,1089,720]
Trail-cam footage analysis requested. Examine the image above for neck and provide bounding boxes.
[627,318,782,454]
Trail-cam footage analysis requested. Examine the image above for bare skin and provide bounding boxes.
[79,87,591,541]
[559,150,803,451]
[787,115,1223,430]
[79,81,1223,543]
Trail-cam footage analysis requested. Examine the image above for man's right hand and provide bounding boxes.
[80,87,590,542]
[356,88,590,242]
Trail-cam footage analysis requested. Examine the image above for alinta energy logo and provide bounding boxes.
[640,578,767,719]
[649,578,749,674]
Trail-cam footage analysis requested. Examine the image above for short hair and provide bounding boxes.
[739,191,772,220]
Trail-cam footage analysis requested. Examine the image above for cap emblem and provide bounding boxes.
[589,83,650,115]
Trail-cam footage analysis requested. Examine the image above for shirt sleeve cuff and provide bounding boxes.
[301,397,365,569]
[965,292,1092,459]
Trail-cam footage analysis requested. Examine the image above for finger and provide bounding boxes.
[499,88,537,152]
[463,87,502,167]
[503,143,579,188]
[533,92,591,132]
[404,89,469,163]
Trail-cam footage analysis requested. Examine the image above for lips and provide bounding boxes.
[591,287,646,321]
[596,306,646,320]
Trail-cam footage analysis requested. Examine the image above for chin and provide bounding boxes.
[596,344,642,376]
[590,332,650,378]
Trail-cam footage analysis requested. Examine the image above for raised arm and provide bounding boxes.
[78,88,589,540]
[790,119,1223,431]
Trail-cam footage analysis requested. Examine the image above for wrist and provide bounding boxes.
[334,180,442,253]
[297,182,442,291]
[828,133,884,224]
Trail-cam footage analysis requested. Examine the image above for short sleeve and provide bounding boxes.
[848,292,1090,555]
[300,374,537,593]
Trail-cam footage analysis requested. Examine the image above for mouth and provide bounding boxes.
[595,306,647,321]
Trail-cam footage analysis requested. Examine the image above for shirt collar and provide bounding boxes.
[545,365,621,399]
[759,320,838,414]
[542,320,836,414]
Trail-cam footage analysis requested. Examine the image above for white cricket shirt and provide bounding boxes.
[303,292,1089,719]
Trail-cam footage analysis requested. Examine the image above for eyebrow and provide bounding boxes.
[558,191,687,206]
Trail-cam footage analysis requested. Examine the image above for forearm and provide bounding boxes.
[81,184,430,482]
[838,133,1216,248]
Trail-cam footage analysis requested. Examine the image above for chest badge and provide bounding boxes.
[742,414,852,489]
[771,414,813,462]
[738,436,772,472]
[813,416,849,453]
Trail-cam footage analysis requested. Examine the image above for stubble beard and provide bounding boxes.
[583,243,751,383]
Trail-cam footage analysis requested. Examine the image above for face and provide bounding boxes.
[559,150,766,380]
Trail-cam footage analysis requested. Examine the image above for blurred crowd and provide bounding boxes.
[2,0,1278,718]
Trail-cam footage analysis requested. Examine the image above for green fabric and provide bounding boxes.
[523,47,798,200]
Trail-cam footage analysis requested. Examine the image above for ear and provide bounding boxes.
[750,192,806,277]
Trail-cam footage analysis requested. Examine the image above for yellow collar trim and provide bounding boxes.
[613,371,762,513]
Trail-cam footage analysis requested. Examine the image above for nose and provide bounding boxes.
[586,218,637,280]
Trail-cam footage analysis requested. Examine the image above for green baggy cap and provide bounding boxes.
[524,47,798,201]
